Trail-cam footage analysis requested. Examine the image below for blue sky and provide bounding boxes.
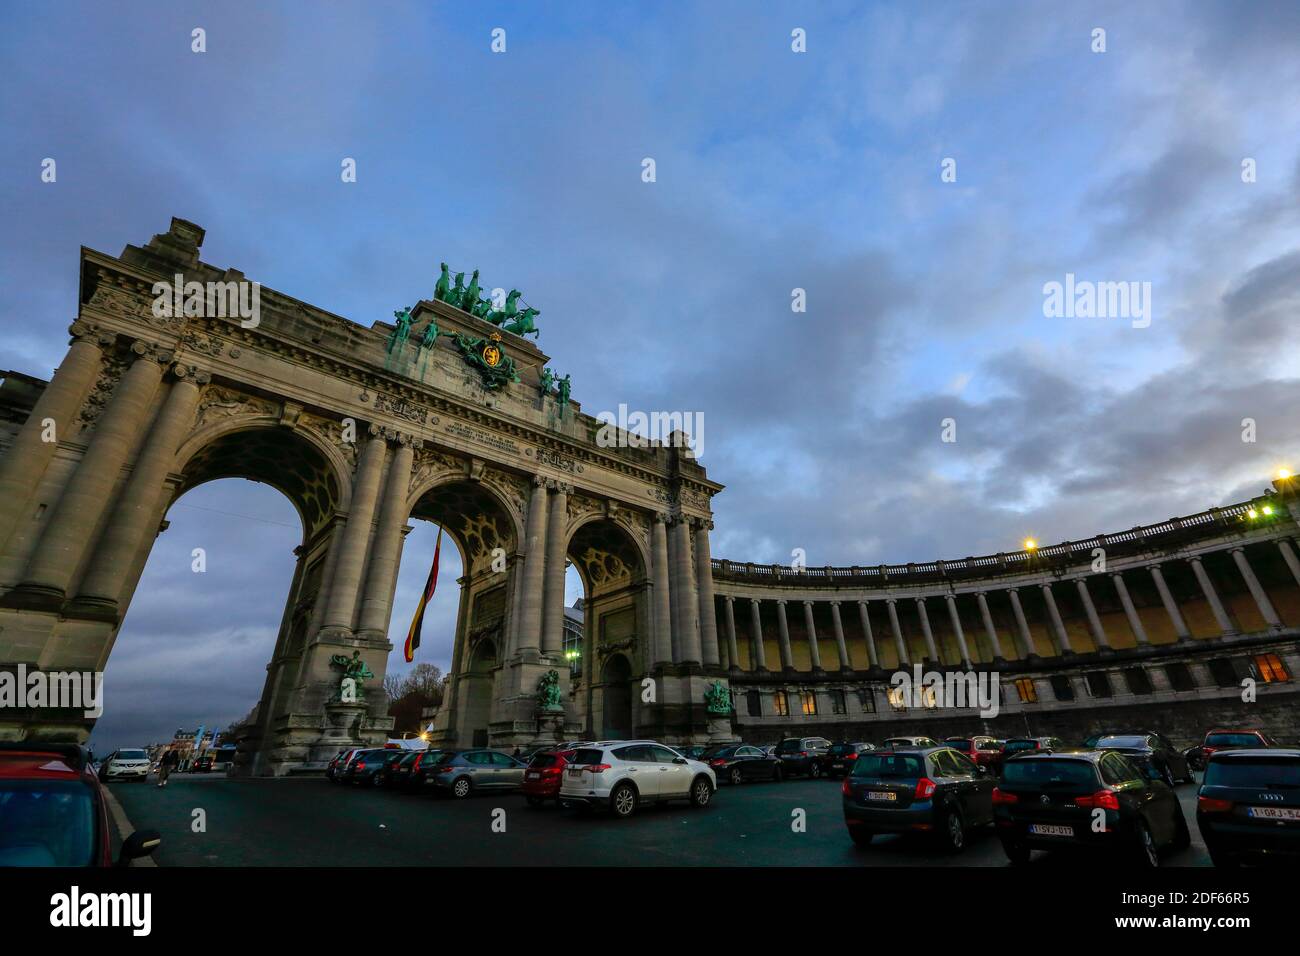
[2,1,1298,750]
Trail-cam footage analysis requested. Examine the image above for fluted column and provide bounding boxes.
[693,519,721,666]
[723,595,740,671]
[76,366,207,608]
[670,516,701,663]
[1074,578,1110,650]
[1277,539,1300,589]
[775,599,794,671]
[1039,583,1073,654]
[856,600,879,667]
[1111,572,1149,645]
[0,323,110,556]
[975,592,1006,660]
[886,598,909,665]
[20,342,167,599]
[1149,564,1191,641]
[651,513,672,666]
[1189,555,1236,637]
[944,594,972,667]
[748,598,768,671]
[1232,546,1282,629]
[515,476,550,655]
[801,600,824,672]
[1007,588,1035,658]
[320,429,387,634]
[915,597,939,662]
[356,437,416,639]
[829,601,851,670]
[541,482,569,655]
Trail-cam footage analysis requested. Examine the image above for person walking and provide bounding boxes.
[157,748,179,787]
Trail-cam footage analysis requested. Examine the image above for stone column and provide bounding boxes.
[693,519,721,667]
[1007,588,1035,658]
[1188,555,1236,637]
[1039,583,1073,654]
[801,600,824,673]
[319,429,388,635]
[515,476,550,655]
[76,366,206,608]
[0,323,110,554]
[1231,546,1282,629]
[944,594,972,667]
[975,592,1006,661]
[775,599,794,672]
[856,600,879,668]
[915,597,939,662]
[748,598,768,671]
[20,342,167,600]
[829,601,851,670]
[541,482,569,656]
[886,598,909,665]
[650,513,672,666]
[1074,578,1111,650]
[1277,538,1300,589]
[1111,572,1149,645]
[356,436,416,639]
[1149,564,1191,641]
[723,595,740,672]
[671,516,702,663]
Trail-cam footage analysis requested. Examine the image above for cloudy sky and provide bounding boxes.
[2,1,1298,751]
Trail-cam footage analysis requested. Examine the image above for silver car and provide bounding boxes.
[427,749,526,798]
[560,740,717,818]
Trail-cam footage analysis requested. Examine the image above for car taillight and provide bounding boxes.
[800,751,808,757]
[437,765,455,773]
[845,752,859,760]
[915,778,937,799]
[543,766,562,776]
[355,762,366,770]
[1074,789,1120,811]
[1198,795,1234,814]
[841,777,852,795]
[709,759,727,766]
[991,787,1018,805]
[585,764,612,773]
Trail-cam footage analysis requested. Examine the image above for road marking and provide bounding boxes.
[102,785,158,867]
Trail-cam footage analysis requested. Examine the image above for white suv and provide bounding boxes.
[560,741,716,818]
[100,748,151,782]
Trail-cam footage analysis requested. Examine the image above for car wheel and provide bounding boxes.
[689,776,713,808]
[941,809,966,853]
[729,767,744,786]
[1133,820,1159,868]
[809,762,822,779]
[1002,841,1031,865]
[849,828,874,848]
[451,776,472,799]
[525,795,544,808]
[372,773,384,787]
[1161,765,1175,788]
[610,782,637,818]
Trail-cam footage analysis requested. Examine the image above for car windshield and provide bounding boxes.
[775,740,803,753]
[699,746,733,759]
[117,750,147,760]
[945,739,972,750]
[1097,736,1149,749]
[1204,758,1300,788]
[851,754,924,778]
[0,779,98,866]
[570,749,605,766]
[829,744,857,755]
[1205,733,1266,748]
[529,754,559,768]
[1003,740,1039,752]
[1002,759,1097,789]
[976,740,1001,750]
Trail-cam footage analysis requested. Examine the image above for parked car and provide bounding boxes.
[1093,733,1194,785]
[560,741,716,818]
[1196,747,1300,867]
[406,749,450,790]
[676,745,708,761]
[881,736,941,749]
[842,745,995,852]
[0,743,160,867]
[818,742,875,777]
[944,736,1005,774]
[354,749,409,787]
[97,748,151,783]
[325,748,360,782]
[1188,729,1279,772]
[1002,737,1063,759]
[775,737,833,777]
[522,748,578,805]
[424,749,527,798]
[992,749,1189,867]
[338,749,388,785]
[384,750,424,789]
[701,743,784,784]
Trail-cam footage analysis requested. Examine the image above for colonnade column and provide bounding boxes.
[723,595,740,672]
[670,516,701,663]
[856,600,879,668]
[0,323,111,557]
[801,600,824,673]
[748,598,769,671]
[1039,583,1073,655]
[829,601,851,670]
[356,435,417,640]
[1231,546,1282,630]
[975,592,1006,661]
[693,518,721,667]
[19,342,168,600]
[541,482,569,656]
[885,598,909,665]
[1007,588,1035,658]
[76,366,208,609]
[514,476,550,656]
[650,513,672,666]
[914,597,939,662]
[944,594,972,667]
[1111,572,1149,645]
[1188,555,1236,637]
[1149,564,1192,642]
[319,427,388,635]
[1278,539,1300,589]
[775,599,794,672]
[1074,578,1111,651]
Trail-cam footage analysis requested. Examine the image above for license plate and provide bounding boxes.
[831,763,844,769]
[527,772,540,780]
[867,791,896,802]
[1029,824,1073,836]
[568,769,583,777]
[1247,806,1300,820]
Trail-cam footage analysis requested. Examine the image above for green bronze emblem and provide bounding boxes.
[452,331,520,390]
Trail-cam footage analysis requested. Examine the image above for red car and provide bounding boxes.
[944,736,1005,774]
[1190,729,1279,770]
[0,742,160,867]
[521,748,577,806]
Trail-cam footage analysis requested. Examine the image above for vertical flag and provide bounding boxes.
[404,527,442,662]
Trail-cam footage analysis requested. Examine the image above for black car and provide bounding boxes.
[344,749,406,786]
[818,742,875,777]
[385,750,424,789]
[1002,737,1064,759]
[700,744,784,784]
[993,749,1189,867]
[775,737,833,777]
[1197,748,1300,867]
[408,749,450,789]
[1094,733,1194,785]
[842,746,995,853]
[676,745,708,761]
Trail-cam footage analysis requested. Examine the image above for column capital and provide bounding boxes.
[724,594,735,604]
[69,321,116,348]
[531,473,548,488]
[653,510,670,525]
[776,598,788,606]
[829,599,841,607]
[168,363,210,385]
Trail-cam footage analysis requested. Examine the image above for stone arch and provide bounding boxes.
[564,512,650,598]
[597,652,634,739]
[406,473,523,578]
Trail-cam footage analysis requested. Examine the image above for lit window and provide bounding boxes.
[801,691,818,716]
[1254,653,1291,683]
[773,691,789,717]
[1014,678,1038,703]
[887,686,907,711]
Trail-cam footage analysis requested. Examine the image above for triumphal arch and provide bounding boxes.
[0,218,727,774]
